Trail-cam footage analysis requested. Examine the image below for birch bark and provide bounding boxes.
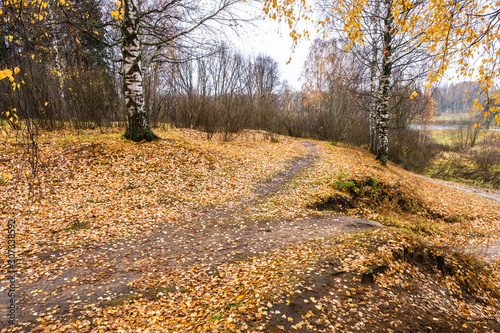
[122,0,159,141]
[376,0,393,165]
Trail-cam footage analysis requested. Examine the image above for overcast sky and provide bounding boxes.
[225,8,475,91]
[229,16,317,91]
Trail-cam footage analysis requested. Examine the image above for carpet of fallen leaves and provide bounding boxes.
[1,129,500,332]
[253,142,500,250]
[18,231,500,332]
[0,128,307,257]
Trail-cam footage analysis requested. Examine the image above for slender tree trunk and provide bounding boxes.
[369,45,379,154]
[376,0,393,165]
[75,32,83,72]
[47,2,65,102]
[122,0,159,142]
[369,1,380,155]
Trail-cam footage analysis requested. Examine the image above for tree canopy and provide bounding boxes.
[262,0,500,127]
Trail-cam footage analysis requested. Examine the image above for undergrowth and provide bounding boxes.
[309,174,428,218]
[308,168,476,224]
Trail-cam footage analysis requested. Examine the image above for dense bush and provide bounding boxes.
[388,129,443,172]
[473,145,500,171]
[1,61,121,131]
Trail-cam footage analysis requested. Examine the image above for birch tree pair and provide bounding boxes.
[317,0,429,165]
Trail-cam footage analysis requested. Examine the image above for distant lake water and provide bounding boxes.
[409,124,500,131]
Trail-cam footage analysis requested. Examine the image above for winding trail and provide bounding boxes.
[417,175,500,203]
[2,141,499,330]
[0,141,384,330]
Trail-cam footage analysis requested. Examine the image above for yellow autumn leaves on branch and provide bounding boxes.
[263,0,500,124]
[0,67,21,94]
[111,0,124,20]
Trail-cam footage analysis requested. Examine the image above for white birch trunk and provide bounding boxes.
[122,0,158,141]
[376,0,393,165]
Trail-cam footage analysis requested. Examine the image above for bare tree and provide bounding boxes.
[108,0,248,141]
[250,55,280,130]
[301,38,366,142]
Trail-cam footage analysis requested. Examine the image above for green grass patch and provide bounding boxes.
[62,221,91,233]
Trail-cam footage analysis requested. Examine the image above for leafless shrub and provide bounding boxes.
[452,116,483,150]
[388,129,443,172]
[64,71,121,131]
[473,146,500,171]
[264,131,280,143]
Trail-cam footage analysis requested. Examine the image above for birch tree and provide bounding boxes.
[368,1,381,154]
[318,0,430,163]
[262,0,500,143]
[120,0,153,141]
[376,0,393,164]
[0,0,246,142]
[112,0,245,142]
[263,0,430,164]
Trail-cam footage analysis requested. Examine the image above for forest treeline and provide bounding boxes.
[0,0,498,174]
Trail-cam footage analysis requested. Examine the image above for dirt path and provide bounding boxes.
[0,141,384,330]
[417,175,500,202]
